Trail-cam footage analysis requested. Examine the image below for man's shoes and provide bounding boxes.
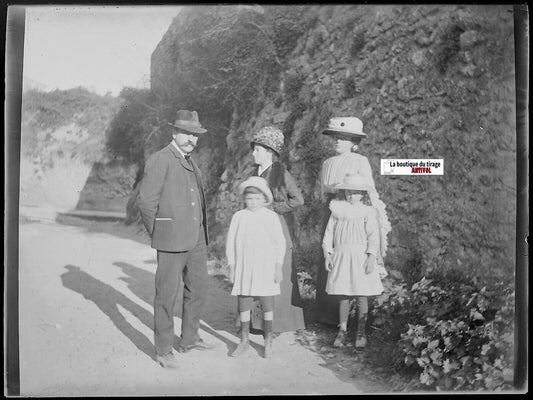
[156,351,180,369]
[177,338,214,353]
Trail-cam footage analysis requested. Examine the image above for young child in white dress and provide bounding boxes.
[226,176,286,358]
[322,173,387,349]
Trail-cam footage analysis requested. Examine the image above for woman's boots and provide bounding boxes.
[231,320,250,357]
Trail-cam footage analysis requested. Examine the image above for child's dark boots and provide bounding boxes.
[231,320,250,357]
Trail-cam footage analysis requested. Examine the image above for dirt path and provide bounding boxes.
[18,209,388,396]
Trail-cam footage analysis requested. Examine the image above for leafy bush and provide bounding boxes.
[21,88,122,165]
[105,88,163,164]
[370,274,515,391]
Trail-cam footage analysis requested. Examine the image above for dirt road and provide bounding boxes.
[18,209,386,396]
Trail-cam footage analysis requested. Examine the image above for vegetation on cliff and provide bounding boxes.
[104,5,517,390]
[20,88,127,210]
[22,87,121,166]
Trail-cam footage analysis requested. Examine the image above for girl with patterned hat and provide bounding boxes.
[226,176,286,358]
[315,117,391,327]
[245,125,306,334]
[322,173,387,349]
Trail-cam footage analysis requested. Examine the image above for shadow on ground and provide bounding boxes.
[60,264,156,361]
[56,215,394,391]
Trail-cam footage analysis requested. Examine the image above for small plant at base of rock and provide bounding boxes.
[297,270,316,300]
[369,272,514,391]
[400,290,514,391]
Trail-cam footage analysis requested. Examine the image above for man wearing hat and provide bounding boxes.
[138,109,212,368]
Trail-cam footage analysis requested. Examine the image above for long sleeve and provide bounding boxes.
[271,170,304,214]
[321,216,336,255]
[225,213,239,265]
[268,214,287,266]
[364,208,380,256]
[138,152,167,235]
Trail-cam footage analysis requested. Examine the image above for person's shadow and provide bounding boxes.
[111,261,263,356]
[60,265,156,361]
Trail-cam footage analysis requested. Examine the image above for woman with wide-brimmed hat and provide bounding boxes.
[315,117,391,328]
[239,125,306,335]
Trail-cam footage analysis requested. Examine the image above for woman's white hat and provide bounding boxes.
[334,173,373,192]
[322,117,367,138]
[238,176,274,204]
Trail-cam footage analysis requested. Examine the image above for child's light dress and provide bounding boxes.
[321,152,391,258]
[226,207,286,296]
[322,199,384,296]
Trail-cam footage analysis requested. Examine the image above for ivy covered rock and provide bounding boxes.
[140,5,516,282]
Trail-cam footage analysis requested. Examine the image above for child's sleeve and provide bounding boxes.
[365,208,380,256]
[225,213,239,265]
[322,216,336,255]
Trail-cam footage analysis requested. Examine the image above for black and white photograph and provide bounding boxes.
[5,3,528,396]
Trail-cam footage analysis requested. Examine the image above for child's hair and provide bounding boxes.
[243,186,267,202]
[340,189,372,206]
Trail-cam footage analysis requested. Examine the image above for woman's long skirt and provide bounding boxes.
[314,201,341,326]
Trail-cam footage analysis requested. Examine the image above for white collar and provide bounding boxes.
[171,140,188,158]
[257,162,273,176]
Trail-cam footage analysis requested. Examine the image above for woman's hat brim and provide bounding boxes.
[322,129,366,138]
[334,183,372,191]
[250,141,279,155]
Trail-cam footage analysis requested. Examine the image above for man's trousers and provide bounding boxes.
[154,231,207,356]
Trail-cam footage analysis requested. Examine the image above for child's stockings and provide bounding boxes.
[355,296,368,348]
[263,311,273,358]
[231,311,251,357]
[333,299,350,347]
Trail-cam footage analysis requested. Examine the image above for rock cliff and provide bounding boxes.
[20,88,131,212]
[149,5,516,283]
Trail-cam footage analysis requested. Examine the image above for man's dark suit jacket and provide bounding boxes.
[138,143,208,252]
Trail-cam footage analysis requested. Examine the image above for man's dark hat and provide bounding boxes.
[168,110,207,134]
